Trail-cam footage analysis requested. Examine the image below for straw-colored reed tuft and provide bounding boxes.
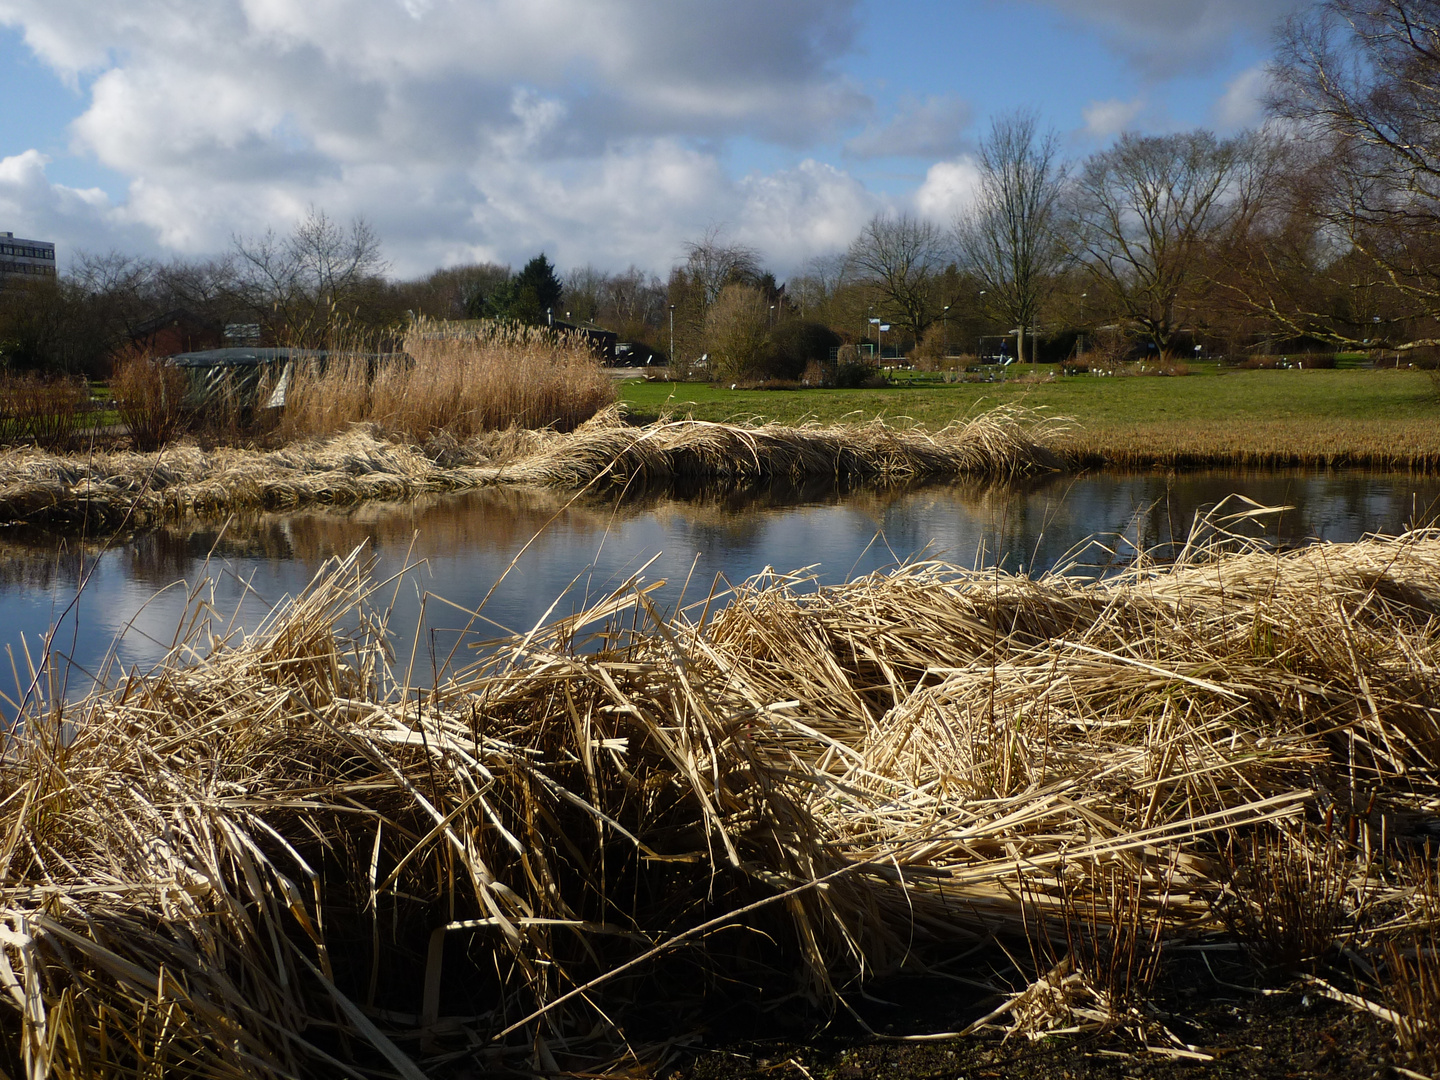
[0,428,497,529]
[494,402,1068,488]
[278,319,617,441]
[1,521,1437,1074]
[0,405,1068,529]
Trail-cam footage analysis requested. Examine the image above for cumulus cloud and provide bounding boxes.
[0,150,150,259]
[914,157,982,223]
[0,0,875,274]
[1030,0,1304,75]
[844,95,974,159]
[1082,98,1146,139]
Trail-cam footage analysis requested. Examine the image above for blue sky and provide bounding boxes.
[0,0,1296,277]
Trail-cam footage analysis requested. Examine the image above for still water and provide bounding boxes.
[2,469,1437,698]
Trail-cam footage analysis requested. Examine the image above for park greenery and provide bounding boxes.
[1,0,1439,393]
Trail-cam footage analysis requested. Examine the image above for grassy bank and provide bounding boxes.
[624,367,1440,469]
[2,529,1437,1075]
[0,407,1064,529]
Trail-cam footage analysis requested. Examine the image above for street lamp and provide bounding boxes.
[869,317,881,362]
[669,304,675,368]
[977,292,987,360]
[942,304,950,357]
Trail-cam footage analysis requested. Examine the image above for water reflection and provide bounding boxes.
[1,468,1436,699]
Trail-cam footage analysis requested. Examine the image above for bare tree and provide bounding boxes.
[599,266,667,334]
[1269,0,1440,349]
[846,212,947,345]
[955,111,1068,363]
[704,283,771,382]
[1067,130,1272,356]
[232,207,387,343]
[681,226,762,307]
[562,265,606,323]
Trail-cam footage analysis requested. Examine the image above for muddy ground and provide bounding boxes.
[651,954,1412,1080]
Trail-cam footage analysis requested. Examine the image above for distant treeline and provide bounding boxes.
[8,1,1440,381]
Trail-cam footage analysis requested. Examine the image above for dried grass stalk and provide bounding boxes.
[0,405,1067,529]
[0,526,1436,1074]
[278,319,616,441]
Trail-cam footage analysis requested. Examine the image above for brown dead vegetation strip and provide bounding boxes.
[1,526,1437,1075]
[0,404,1067,529]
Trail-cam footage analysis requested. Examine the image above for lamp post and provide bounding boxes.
[977,291,987,360]
[669,304,675,368]
[868,317,881,362]
[1079,292,1088,355]
[942,304,950,358]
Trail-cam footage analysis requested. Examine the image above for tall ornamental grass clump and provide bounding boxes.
[111,352,189,451]
[279,319,615,441]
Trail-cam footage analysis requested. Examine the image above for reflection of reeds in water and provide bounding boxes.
[2,526,1438,1073]
[0,405,1067,530]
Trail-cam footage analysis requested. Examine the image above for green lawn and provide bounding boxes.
[622,366,1438,428]
[620,366,1440,468]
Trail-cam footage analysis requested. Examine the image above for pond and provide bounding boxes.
[2,467,1438,701]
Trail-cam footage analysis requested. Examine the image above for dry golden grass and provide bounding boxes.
[0,428,495,530]
[278,319,616,441]
[0,406,1066,529]
[0,518,1437,1074]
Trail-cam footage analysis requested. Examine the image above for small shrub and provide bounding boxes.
[1081,351,1138,377]
[765,320,841,381]
[834,360,882,389]
[0,373,87,449]
[799,360,829,387]
[112,353,189,450]
[909,326,953,371]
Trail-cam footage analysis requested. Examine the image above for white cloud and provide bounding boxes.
[845,95,974,159]
[914,157,982,223]
[0,0,875,275]
[734,161,879,264]
[0,150,148,259]
[1082,98,1146,139]
[1213,64,1272,130]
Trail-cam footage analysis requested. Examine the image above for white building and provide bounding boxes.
[0,233,57,289]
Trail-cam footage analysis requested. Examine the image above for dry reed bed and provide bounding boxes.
[2,529,1438,1075]
[278,321,617,442]
[484,402,1067,488]
[0,406,1065,529]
